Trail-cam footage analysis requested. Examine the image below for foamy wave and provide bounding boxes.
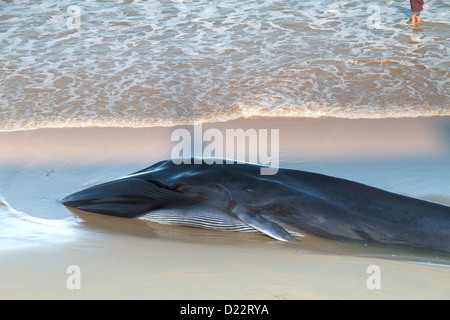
[345,60,416,67]
[1,0,449,132]
[235,104,450,120]
[1,103,449,132]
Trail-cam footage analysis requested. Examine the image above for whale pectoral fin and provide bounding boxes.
[238,211,296,242]
[228,201,296,242]
[61,178,195,218]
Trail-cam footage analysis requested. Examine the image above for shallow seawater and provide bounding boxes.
[0,0,449,131]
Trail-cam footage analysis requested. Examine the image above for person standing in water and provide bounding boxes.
[410,0,425,24]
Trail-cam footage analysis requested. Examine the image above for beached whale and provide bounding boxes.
[61,159,450,253]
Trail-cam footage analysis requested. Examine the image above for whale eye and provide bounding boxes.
[145,179,171,190]
[228,200,237,210]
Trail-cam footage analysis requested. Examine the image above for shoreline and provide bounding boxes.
[1,114,450,133]
[1,115,449,160]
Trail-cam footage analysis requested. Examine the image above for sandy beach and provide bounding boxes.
[0,116,449,299]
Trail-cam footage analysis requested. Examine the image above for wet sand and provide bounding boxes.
[1,116,449,299]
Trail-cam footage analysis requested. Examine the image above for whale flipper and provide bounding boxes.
[61,178,195,218]
[228,200,296,242]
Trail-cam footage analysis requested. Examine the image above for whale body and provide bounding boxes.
[61,159,450,253]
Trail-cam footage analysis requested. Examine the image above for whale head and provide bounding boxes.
[61,178,195,218]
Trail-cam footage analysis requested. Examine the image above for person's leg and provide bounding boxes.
[416,13,421,23]
[411,14,417,24]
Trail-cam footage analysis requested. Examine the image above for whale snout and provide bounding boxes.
[61,178,195,218]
